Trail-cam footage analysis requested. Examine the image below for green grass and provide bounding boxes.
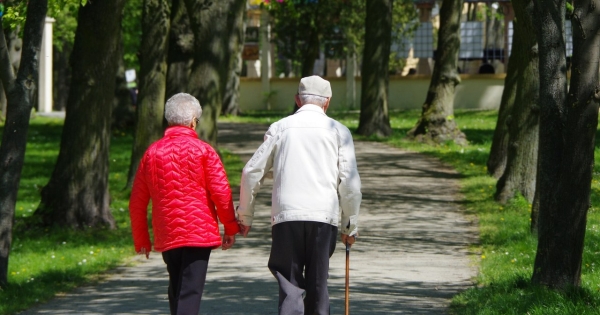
[5,110,600,314]
[0,116,243,315]
[223,109,600,314]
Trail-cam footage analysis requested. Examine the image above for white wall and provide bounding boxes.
[239,74,505,112]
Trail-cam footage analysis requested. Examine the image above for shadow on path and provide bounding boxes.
[20,122,478,315]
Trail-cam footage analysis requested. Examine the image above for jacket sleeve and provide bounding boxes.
[203,146,240,236]
[338,126,362,236]
[129,155,153,253]
[237,124,277,226]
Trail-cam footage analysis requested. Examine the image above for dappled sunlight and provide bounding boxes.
[214,122,478,314]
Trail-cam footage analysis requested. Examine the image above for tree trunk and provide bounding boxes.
[221,50,243,116]
[184,0,243,147]
[125,0,171,189]
[356,0,393,137]
[0,0,48,288]
[300,27,320,78]
[531,0,568,282]
[531,188,540,233]
[52,43,72,111]
[531,0,600,289]
[494,0,539,204]
[0,84,6,121]
[407,0,466,145]
[165,0,193,101]
[5,27,22,76]
[221,1,246,116]
[0,27,22,119]
[112,41,135,129]
[288,6,321,113]
[35,0,125,229]
[487,41,518,178]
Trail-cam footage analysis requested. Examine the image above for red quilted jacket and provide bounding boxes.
[129,126,240,253]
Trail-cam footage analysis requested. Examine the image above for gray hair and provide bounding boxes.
[164,93,202,126]
[298,94,329,107]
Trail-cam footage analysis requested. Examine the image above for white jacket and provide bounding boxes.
[237,104,362,235]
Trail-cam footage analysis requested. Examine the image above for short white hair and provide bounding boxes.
[164,93,202,126]
[298,94,329,107]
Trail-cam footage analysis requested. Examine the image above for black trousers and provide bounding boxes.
[162,247,212,315]
[268,221,338,315]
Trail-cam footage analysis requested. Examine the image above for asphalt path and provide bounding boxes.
[20,122,478,315]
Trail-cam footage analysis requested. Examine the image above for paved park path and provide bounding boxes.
[20,122,478,315]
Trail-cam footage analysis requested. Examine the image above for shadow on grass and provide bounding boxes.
[1,266,120,315]
[452,276,600,315]
[461,128,494,146]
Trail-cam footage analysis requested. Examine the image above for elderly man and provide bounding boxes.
[238,76,362,315]
[129,93,240,315]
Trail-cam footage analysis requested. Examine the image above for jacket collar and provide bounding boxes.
[164,125,198,138]
[296,104,326,116]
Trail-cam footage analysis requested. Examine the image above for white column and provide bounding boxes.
[39,17,55,113]
[260,8,271,109]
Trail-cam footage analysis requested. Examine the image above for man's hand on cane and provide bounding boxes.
[341,234,357,246]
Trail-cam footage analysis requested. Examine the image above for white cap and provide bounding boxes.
[298,75,332,98]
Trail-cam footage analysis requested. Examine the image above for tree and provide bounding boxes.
[493,1,539,204]
[407,0,466,145]
[221,2,246,116]
[125,0,171,188]
[267,1,334,78]
[165,0,193,100]
[531,0,600,289]
[50,1,79,111]
[356,0,393,137]
[184,0,245,147]
[121,0,143,70]
[486,43,517,178]
[34,0,126,228]
[0,0,48,287]
[0,1,27,120]
[267,0,416,78]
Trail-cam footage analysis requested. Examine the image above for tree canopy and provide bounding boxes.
[262,0,417,76]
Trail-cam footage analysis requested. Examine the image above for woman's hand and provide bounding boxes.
[222,234,236,250]
[139,247,150,259]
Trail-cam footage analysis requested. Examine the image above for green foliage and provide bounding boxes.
[1,0,141,69]
[122,0,142,70]
[49,1,79,51]
[2,0,80,44]
[566,2,574,15]
[264,0,417,75]
[266,0,342,67]
[1,1,26,30]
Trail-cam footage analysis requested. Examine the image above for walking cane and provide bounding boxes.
[345,242,350,315]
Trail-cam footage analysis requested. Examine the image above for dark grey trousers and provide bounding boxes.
[268,221,338,315]
[162,247,211,315]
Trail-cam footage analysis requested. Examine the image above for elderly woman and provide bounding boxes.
[129,93,240,315]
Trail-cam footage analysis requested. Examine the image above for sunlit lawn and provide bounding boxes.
[3,109,600,314]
